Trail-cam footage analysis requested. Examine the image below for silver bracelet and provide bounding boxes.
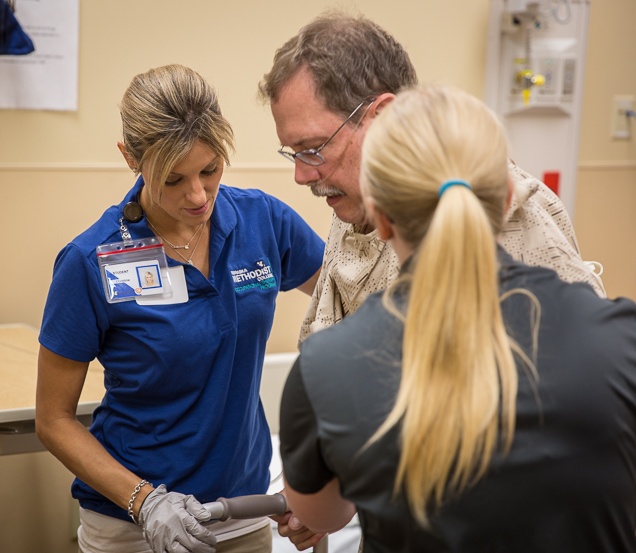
[127,479,151,525]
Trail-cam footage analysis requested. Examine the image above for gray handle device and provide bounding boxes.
[203,493,328,553]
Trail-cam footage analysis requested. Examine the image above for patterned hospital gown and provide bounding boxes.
[298,160,605,343]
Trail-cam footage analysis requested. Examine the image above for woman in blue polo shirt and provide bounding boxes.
[35,64,324,553]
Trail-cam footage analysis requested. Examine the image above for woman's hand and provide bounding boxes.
[139,484,217,553]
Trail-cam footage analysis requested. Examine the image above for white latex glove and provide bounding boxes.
[138,484,217,553]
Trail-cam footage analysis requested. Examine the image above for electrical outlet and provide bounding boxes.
[612,95,634,139]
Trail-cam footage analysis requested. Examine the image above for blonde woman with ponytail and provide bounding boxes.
[279,85,636,553]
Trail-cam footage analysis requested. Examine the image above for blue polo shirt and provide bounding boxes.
[39,178,324,521]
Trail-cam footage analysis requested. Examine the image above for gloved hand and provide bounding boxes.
[138,484,217,553]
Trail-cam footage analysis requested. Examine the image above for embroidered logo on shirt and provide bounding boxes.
[231,259,277,293]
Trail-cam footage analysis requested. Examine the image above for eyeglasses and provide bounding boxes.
[278,98,374,167]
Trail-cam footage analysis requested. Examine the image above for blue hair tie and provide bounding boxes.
[438,179,471,198]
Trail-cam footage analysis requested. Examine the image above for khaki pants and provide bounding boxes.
[77,507,272,553]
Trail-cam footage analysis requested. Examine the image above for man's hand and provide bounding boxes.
[271,510,327,551]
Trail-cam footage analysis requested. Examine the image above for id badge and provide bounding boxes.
[97,238,173,303]
[135,266,189,305]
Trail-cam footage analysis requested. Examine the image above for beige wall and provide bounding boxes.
[0,1,635,552]
[575,0,636,299]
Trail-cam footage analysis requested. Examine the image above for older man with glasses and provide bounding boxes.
[259,12,606,549]
[260,12,605,345]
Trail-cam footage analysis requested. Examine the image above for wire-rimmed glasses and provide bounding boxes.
[278,98,374,166]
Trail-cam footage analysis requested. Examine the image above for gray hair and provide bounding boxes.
[258,12,418,118]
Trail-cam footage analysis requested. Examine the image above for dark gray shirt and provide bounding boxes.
[280,252,636,552]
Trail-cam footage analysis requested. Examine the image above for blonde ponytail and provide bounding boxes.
[362,85,521,525]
